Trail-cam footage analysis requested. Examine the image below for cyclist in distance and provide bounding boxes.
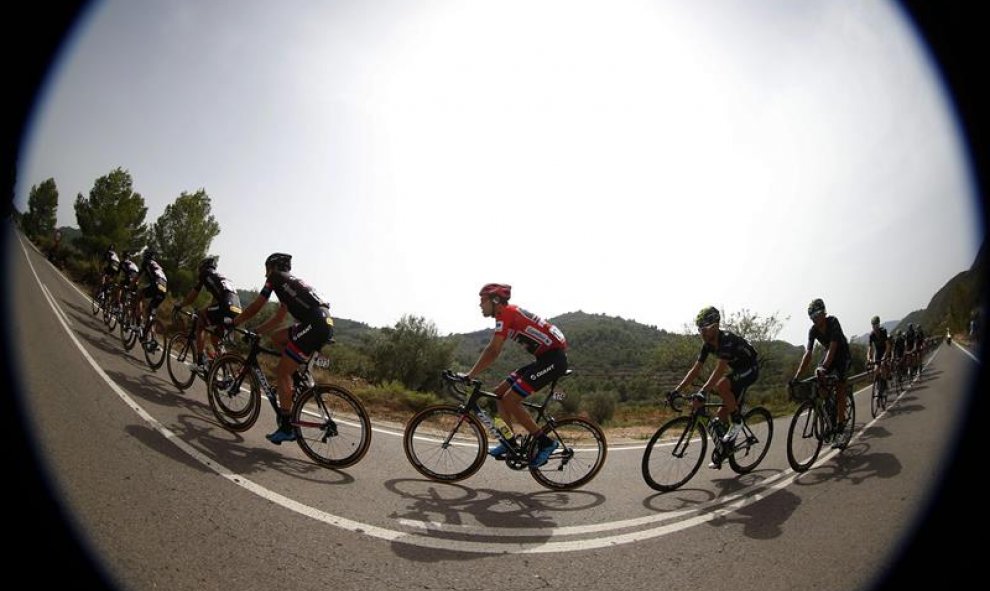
[463,283,567,468]
[232,253,334,445]
[133,249,168,343]
[915,324,926,373]
[176,256,243,372]
[891,329,907,381]
[867,315,892,384]
[904,323,918,376]
[113,251,140,310]
[792,298,853,448]
[99,243,121,296]
[670,306,760,467]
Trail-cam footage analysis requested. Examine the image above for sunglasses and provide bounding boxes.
[697,322,717,332]
[809,311,825,320]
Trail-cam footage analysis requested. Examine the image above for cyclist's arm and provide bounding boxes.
[794,348,813,380]
[178,286,200,309]
[675,360,704,393]
[700,359,729,392]
[466,333,506,381]
[232,293,268,327]
[254,304,287,335]
[820,340,839,372]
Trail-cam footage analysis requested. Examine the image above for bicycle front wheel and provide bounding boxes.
[91,286,102,315]
[142,319,167,370]
[729,406,773,474]
[786,400,822,472]
[641,416,706,492]
[529,417,607,490]
[165,333,197,391]
[291,385,371,468]
[403,405,486,482]
[870,380,882,418]
[206,354,261,432]
[104,305,118,331]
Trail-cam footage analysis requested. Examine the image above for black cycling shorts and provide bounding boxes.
[284,315,335,363]
[729,364,759,400]
[141,284,167,308]
[506,348,568,398]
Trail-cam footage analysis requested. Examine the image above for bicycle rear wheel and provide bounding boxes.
[728,406,773,474]
[206,354,261,432]
[403,405,486,482]
[836,391,856,450]
[786,400,822,472]
[91,286,103,315]
[529,417,607,490]
[165,333,197,391]
[292,384,371,468]
[142,318,167,370]
[641,416,706,492]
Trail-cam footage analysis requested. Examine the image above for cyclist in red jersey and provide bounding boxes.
[464,283,567,467]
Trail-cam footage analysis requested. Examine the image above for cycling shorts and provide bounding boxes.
[505,348,568,398]
[141,284,167,308]
[729,364,759,401]
[284,314,335,363]
[204,301,241,329]
[823,355,852,381]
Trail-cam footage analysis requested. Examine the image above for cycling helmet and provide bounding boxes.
[871,315,880,326]
[807,298,826,318]
[695,306,720,329]
[479,283,511,302]
[265,252,292,272]
[108,243,116,252]
[199,256,217,273]
[143,249,156,263]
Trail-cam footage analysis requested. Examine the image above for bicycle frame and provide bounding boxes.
[442,370,569,467]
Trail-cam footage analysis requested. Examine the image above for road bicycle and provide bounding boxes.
[165,308,230,391]
[641,388,773,492]
[868,360,890,418]
[90,281,113,317]
[205,327,371,468]
[402,369,607,490]
[786,373,856,472]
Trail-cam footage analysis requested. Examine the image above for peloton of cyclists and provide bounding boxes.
[792,298,853,449]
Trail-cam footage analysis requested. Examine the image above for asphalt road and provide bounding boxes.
[5,229,986,591]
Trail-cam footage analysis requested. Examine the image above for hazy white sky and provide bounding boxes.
[16,0,982,346]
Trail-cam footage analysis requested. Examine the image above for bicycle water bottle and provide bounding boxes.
[475,408,499,437]
[493,416,514,440]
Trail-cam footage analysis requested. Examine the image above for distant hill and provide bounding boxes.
[895,238,986,336]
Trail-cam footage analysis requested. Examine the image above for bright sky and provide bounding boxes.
[16,0,983,346]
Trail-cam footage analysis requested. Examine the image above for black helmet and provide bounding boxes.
[808,298,826,318]
[695,306,720,329]
[108,243,116,251]
[199,256,217,273]
[871,315,880,326]
[265,252,292,272]
[143,249,156,263]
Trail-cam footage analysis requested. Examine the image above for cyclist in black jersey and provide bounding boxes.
[867,315,892,383]
[113,252,139,310]
[671,306,760,468]
[792,298,852,448]
[177,256,243,371]
[100,243,120,296]
[915,325,926,374]
[233,253,334,444]
[904,323,918,377]
[891,329,907,379]
[133,249,168,342]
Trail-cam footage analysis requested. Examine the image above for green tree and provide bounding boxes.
[369,315,456,391]
[148,189,221,295]
[722,307,788,375]
[74,167,148,258]
[22,178,59,243]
